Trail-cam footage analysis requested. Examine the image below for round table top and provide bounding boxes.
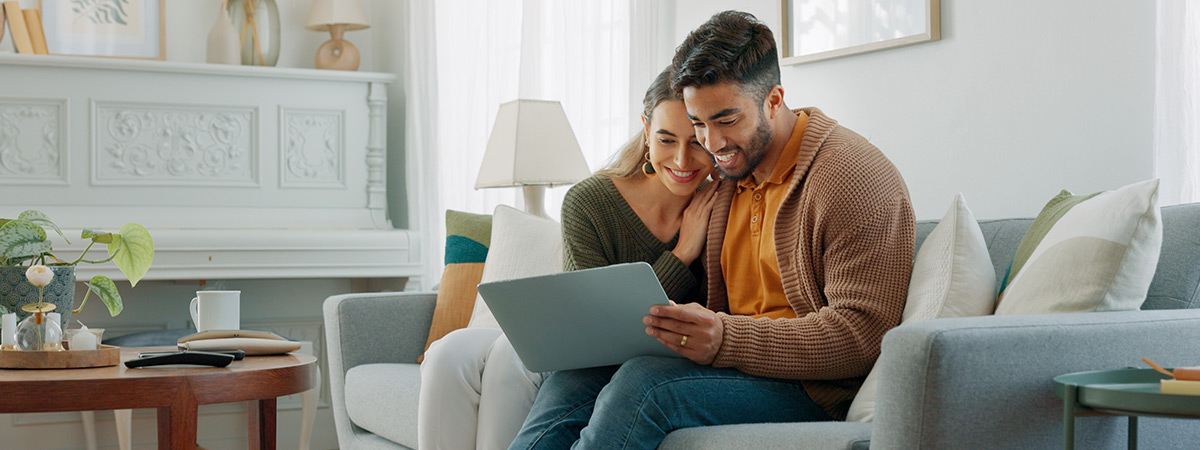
[1054,368,1200,418]
[0,347,317,414]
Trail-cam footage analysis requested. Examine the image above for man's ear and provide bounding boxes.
[763,85,785,119]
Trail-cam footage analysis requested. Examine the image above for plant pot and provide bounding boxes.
[0,265,75,328]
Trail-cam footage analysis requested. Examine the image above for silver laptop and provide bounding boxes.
[476,262,684,372]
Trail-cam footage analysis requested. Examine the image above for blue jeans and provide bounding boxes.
[509,356,833,450]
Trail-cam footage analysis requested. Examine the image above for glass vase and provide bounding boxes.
[227,0,281,66]
[15,312,45,351]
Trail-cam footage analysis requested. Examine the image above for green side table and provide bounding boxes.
[1054,368,1200,450]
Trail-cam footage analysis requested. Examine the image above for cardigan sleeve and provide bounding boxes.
[711,146,915,381]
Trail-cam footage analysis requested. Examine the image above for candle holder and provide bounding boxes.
[65,327,105,350]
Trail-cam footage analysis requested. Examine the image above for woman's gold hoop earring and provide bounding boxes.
[642,151,656,176]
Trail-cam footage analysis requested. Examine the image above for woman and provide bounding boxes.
[418,67,718,450]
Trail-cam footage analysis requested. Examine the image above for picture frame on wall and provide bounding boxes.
[780,0,940,66]
[39,0,165,60]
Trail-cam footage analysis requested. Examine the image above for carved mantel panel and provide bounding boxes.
[0,54,419,286]
[94,102,258,186]
[0,98,68,184]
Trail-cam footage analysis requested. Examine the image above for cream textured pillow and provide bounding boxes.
[466,205,563,329]
[995,179,1161,315]
[847,193,995,422]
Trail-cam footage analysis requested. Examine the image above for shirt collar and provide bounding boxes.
[735,111,808,191]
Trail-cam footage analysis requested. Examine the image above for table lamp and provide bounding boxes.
[475,99,592,218]
[305,0,370,70]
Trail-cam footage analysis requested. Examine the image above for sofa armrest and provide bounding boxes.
[871,309,1200,450]
[324,291,435,450]
[324,292,437,372]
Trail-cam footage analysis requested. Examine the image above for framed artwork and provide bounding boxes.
[780,0,939,66]
[39,0,165,60]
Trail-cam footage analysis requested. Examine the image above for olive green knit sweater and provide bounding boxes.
[561,174,705,305]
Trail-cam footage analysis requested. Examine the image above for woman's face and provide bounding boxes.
[644,100,714,197]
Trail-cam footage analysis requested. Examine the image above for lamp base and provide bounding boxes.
[315,24,360,71]
[523,186,549,219]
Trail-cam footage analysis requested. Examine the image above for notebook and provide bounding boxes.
[476,262,683,372]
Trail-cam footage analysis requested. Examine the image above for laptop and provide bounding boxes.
[476,262,684,372]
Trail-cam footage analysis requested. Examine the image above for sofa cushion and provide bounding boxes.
[421,210,492,362]
[1144,203,1200,310]
[345,363,421,448]
[847,193,994,422]
[659,422,872,450]
[996,179,1162,314]
[467,205,563,329]
[918,203,1200,311]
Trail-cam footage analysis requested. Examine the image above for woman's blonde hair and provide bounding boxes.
[598,67,682,179]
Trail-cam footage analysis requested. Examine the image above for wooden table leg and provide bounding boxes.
[157,404,198,450]
[248,398,277,450]
[157,379,199,450]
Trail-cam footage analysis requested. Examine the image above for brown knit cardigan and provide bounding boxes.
[705,107,915,420]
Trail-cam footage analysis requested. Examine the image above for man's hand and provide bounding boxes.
[644,302,724,365]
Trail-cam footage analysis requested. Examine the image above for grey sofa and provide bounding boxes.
[324,203,1200,449]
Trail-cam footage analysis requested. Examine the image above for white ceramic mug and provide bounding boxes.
[189,290,241,332]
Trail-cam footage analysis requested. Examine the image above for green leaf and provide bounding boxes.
[83,229,115,244]
[18,210,67,244]
[85,276,123,317]
[0,304,10,315]
[107,223,153,287]
[0,220,51,260]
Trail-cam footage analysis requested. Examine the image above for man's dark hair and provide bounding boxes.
[671,11,781,103]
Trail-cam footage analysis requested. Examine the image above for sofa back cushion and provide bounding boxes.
[915,202,1200,310]
[1145,204,1200,309]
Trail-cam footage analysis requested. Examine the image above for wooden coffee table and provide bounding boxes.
[0,347,317,450]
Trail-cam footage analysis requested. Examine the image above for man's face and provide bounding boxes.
[683,82,773,181]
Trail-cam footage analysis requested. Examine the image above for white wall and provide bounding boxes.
[1,0,377,69]
[674,0,1156,220]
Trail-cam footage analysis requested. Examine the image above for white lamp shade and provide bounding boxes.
[475,100,592,188]
[306,0,370,32]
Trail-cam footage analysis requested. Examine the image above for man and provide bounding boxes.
[509,11,914,450]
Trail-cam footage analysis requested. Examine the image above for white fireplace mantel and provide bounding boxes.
[0,54,421,286]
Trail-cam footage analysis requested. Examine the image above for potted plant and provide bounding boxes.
[0,210,154,326]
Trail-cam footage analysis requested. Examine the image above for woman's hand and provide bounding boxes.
[671,179,720,265]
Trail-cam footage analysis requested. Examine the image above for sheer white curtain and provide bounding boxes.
[1155,0,1200,205]
[406,0,675,287]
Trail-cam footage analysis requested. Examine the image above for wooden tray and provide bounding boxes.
[0,345,121,369]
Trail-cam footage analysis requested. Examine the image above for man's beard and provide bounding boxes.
[713,114,773,181]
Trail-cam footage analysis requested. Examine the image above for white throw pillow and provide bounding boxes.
[466,205,563,329]
[995,179,1161,315]
[846,193,995,422]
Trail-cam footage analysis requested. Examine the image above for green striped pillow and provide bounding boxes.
[420,210,493,361]
[995,179,1161,314]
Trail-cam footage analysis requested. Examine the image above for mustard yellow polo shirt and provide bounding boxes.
[720,111,808,319]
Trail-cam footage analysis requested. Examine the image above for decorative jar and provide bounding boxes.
[227,0,281,66]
